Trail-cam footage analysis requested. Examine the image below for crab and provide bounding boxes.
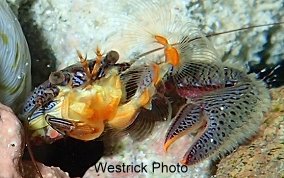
[21,43,175,143]
[22,25,271,170]
[20,2,279,174]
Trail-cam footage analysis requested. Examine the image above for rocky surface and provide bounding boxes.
[0,103,24,178]
[216,87,284,177]
[0,102,69,178]
[22,161,69,178]
[11,0,284,72]
[84,124,211,178]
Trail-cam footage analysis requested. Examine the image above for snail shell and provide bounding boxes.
[0,1,31,111]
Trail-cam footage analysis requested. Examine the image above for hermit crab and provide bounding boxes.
[23,27,271,164]
[20,1,282,177]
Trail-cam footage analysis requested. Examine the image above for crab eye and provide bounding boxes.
[49,71,65,85]
[105,50,119,65]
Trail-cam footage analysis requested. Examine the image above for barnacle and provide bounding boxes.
[0,1,31,111]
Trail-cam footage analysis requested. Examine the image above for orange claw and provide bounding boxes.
[68,121,104,141]
[154,35,180,67]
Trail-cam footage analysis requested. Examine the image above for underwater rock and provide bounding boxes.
[6,0,26,16]
[17,0,283,70]
[0,102,24,178]
[0,1,31,111]
[0,102,70,178]
[22,161,70,178]
[187,0,284,65]
[83,123,211,178]
[216,86,284,177]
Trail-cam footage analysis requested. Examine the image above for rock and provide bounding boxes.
[6,0,27,15]
[22,161,70,178]
[0,102,70,178]
[17,0,284,71]
[216,86,284,177]
[0,103,24,178]
[83,122,211,178]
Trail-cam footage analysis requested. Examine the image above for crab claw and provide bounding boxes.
[164,103,210,165]
[46,115,104,141]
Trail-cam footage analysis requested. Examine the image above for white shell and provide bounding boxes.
[0,1,31,110]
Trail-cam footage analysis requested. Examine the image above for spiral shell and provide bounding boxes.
[0,1,31,111]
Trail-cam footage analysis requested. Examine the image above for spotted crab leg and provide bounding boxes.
[22,82,60,118]
[164,103,208,154]
[164,75,270,165]
[22,83,60,178]
[165,101,222,165]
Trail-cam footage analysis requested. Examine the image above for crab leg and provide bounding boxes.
[46,114,104,141]
[23,82,60,118]
[165,72,270,165]
[164,103,208,152]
